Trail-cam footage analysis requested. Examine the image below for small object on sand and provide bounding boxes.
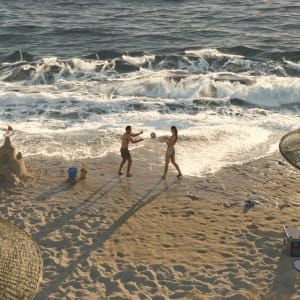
[3,126,14,137]
[224,201,239,208]
[68,167,78,182]
[80,168,88,179]
[244,200,255,209]
[283,226,300,257]
[243,200,255,213]
[80,162,88,179]
[292,260,300,272]
[150,132,156,138]
[292,259,300,272]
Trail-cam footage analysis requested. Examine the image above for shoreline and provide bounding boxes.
[1,148,300,299]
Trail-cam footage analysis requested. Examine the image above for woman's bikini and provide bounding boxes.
[167,147,175,155]
[166,134,176,156]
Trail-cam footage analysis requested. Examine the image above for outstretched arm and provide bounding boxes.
[131,131,143,137]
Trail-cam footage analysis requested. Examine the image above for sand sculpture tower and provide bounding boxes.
[0,136,28,185]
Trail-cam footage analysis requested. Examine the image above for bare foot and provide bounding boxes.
[161,175,166,179]
[126,174,133,177]
[177,174,182,178]
[118,172,123,175]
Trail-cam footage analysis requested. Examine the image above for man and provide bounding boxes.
[118,126,143,177]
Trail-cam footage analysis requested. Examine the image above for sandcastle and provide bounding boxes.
[0,136,31,186]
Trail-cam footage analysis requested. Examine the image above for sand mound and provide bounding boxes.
[0,136,38,188]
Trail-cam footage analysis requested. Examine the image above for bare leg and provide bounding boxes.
[162,155,170,179]
[171,154,182,177]
[118,159,126,175]
[126,158,132,177]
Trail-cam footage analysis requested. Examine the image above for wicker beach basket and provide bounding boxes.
[0,218,43,300]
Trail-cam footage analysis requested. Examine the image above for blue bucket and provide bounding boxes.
[68,167,78,181]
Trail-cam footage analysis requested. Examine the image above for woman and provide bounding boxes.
[162,125,182,179]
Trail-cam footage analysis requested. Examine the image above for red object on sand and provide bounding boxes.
[7,126,13,131]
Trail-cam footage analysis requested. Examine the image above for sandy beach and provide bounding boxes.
[1,142,300,300]
[1,0,299,299]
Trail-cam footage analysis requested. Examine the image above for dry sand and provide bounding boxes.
[1,143,300,300]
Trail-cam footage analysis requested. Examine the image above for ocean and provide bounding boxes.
[0,0,300,176]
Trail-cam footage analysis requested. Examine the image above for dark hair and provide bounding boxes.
[126,126,131,132]
[171,125,178,143]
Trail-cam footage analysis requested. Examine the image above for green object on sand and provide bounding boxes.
[279,128,300,170]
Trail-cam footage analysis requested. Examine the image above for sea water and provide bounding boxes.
[0,0,300,176]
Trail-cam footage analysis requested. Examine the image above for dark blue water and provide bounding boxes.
[1,0,299,58]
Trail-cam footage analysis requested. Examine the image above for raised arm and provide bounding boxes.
[164,135,176,147]
[131,131,143,137]
[163,135,170,145]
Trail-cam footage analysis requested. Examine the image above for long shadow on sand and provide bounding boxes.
[35,178,179,299]
[33,176,120,241]
[35,181,76,202]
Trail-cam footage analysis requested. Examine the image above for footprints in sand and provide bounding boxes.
[182,210,195,217]
[160,208,197,218]
[247,224,258,230]
[82,263,207,300]
[4,158,300,300]
[192,233,206,241]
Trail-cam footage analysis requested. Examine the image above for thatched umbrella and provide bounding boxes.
[0,218,43,300]
[279,128,300,170]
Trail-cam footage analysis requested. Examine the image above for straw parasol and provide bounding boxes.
[0,218,43,300]
[279,128,300,170]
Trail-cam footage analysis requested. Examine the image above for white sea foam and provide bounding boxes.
[0,104,293,178]
[122,55,155,66]
[1,49,300,177]
[185,48,244,59]
[283,58,300,72]
[177,125,274,176]
[216,75,300,107]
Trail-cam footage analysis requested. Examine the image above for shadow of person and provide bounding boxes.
[36,180,76,202]
[34,178,178,299]
[33,175,120,241]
